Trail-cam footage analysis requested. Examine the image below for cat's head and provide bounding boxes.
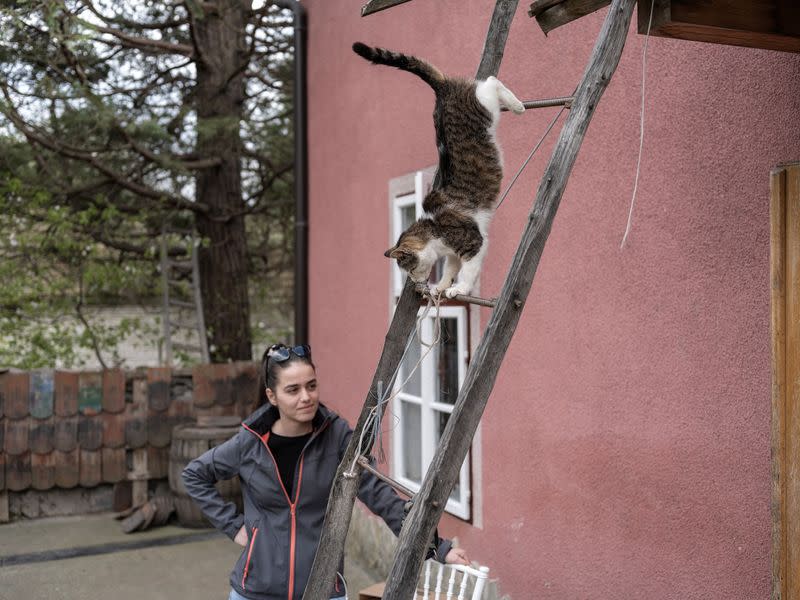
[384,226,436,284]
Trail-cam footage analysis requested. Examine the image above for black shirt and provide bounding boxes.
[266,430,312,498]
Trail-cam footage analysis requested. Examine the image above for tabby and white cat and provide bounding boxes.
[353,42,525,298]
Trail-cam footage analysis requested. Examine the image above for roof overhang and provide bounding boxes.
[530,0,800,53]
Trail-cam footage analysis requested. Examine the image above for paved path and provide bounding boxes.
[0,513,374,600]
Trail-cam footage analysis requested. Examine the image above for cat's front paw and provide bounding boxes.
[428,284,444,298]
[510,101,526,115]
[444,284,471,299]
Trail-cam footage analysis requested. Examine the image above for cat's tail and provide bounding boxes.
[352,42,444,90]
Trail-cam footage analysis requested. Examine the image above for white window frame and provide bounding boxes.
[391,170,427,299]
[388,168,472,520]
[391,305,471,519]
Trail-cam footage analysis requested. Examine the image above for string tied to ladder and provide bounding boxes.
[496,103,568,210]
[347,291,444,476]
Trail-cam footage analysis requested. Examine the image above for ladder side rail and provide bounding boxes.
[301,2,520,597]
[381,0,636,597]
[159,229,173,366]
[301,277,422,598]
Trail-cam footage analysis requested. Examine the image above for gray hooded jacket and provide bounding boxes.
[182,403,452,600]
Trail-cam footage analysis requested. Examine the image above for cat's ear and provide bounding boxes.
[385,247,409,260]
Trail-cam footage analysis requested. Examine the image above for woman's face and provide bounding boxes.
[266,361,319,429]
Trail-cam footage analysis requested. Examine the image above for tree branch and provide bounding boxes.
[0,84,208,213]
[83,21,195,57]
[80,0,190,31]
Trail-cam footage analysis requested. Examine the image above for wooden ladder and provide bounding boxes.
[303,0,637,597]
[159,225,211,365]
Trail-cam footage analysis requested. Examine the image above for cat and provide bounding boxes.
[352,42,525,298]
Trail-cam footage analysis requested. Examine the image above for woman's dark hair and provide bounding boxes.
[256,343,316,406]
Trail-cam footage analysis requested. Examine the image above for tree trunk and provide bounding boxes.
[193,0,252,361]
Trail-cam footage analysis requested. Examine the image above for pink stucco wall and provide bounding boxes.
[304,2,800,598]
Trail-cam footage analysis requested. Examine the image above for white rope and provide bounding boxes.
[620,0,655,248]
[348,292,444,474]
[496,105,567,210]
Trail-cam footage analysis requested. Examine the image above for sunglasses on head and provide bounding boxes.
[267,344,311,363]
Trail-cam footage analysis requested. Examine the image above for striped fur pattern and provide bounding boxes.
[353,42,525,298]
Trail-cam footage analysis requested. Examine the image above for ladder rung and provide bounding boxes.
[167,278,187,287]
[172,342,203,352]
[415,284,497,308]
[356,456,417,500]
[501,95,574,111]
[168,299,196,309]
[170,320,198,330]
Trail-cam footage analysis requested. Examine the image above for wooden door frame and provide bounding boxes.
[771,161,800,600]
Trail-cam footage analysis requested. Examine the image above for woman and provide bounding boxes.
[183,343,469,600]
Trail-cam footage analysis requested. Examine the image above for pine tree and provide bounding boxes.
[0,0,296,365]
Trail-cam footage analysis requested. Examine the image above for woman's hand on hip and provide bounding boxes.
[234,525,248,547]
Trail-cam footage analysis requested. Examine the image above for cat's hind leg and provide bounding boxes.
[445,241,487,299]
[492,77,526,114]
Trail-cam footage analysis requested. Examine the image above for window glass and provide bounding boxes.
[400,204,416,231]
[401,401,422,483]
[400,335,422,397]
[433,318,460,405]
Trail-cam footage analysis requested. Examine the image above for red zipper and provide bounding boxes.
[241,527,259,589]
[242,421,329,600]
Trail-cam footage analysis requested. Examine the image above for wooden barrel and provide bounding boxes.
[169,419,244,528]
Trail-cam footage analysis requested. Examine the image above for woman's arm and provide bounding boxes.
[181,433,245,541]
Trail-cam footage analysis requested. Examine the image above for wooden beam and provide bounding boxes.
[640,0,800,54]
[528,0,569,17]
[771,162,800,600]
[381,0,637,596]
[476,0,521,80]
[301,278,421,600]
[529,0,612,35]
[302,3,522,598]
[361,0,414,17]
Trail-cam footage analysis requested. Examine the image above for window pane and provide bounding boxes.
[401,401,422,483]
[433,410,462,501]
[400,204,416,230]
[433,318,460,405]
[400,336,422,397]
